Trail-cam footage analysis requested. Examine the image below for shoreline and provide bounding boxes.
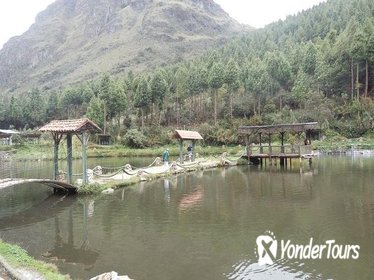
[0,240,69,280]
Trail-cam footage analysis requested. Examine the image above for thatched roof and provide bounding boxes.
[174,130,203,140]
[39,118,102,134]
[239,122,319,135]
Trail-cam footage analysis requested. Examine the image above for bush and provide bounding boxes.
[123,129,149,148]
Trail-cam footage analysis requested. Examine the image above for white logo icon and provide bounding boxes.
[256,231,277,265]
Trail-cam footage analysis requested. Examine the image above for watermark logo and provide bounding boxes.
[255,231,360,266]
[256,231,277,265]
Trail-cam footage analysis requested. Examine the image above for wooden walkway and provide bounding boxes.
[0,178,77,193]
[243,152,316,166]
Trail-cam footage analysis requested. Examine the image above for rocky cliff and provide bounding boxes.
[0,0,248,93]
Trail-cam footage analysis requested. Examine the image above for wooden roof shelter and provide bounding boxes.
[39,118,102,185]
[173,130,203,163]
[239,122,319,135]
[173,130,203,140]
[39,118,101,133]
[238,122,319,166]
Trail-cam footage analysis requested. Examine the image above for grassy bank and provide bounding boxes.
[0,240,69,280]
[4,137,374,162]
[9,142,244,161]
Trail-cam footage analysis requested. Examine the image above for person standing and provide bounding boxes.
[187,144,192,161]
[162,148,170,168]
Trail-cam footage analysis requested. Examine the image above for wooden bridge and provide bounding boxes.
[0,178,77,194]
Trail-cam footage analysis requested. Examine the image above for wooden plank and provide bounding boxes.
[0,178,77,191]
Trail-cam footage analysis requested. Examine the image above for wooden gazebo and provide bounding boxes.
[239,122,319,166]
[39,118,102,185]
[173,130,203,163]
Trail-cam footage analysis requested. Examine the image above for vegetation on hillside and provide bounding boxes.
[0,0,373,145]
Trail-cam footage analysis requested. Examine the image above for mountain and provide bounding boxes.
[0,0,248,93]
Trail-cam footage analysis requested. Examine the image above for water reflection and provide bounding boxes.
[0,192,74,230]
[42,204,99,271]
[178,185,204,211]
[0,156,373,280]
[163,179,170,203]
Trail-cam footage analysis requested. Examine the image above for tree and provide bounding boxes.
[208,62,224,124]
[150,70,168,124]
[291,70,311,109]
[86,96,105,129]
[134,76,151,129]
[302,42,317,75]
[23,88,46,128]
[175,67,188,127]
[46,92,59,121]
[225,59,240,118]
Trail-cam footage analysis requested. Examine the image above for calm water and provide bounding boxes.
[0,156,373,280]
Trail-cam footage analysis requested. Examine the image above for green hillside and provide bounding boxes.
[1,0,373,145]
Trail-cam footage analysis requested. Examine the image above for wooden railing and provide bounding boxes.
[248,144,313,156]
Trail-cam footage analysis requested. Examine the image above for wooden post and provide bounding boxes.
[244,135,249,164]
[280,132,285,166]
[54,138,59,180]
[76,132,89,184]
[179,139,183,164]
[66,133,73,184]
[82,133,89,184]
[268,133,272,165]
[259,133,263,154]
[52,133,63,180]
[191,140,196,162]
[268,134,272,154]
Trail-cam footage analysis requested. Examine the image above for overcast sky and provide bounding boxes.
[0,0,326,49]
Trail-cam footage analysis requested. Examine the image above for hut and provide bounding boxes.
[0,129,19,145]
[39,118,102,184]
[97,134,111,145]
[173,130,203,163]
[238,122,319,166]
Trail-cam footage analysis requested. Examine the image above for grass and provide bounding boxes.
[312,139,374,151]
[0,240,69,280]
[6,137,374,162]
[9,142,245,161]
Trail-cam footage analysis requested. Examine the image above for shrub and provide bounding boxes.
[123,129,149,148]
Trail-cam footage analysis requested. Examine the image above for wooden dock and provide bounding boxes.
[239,122,319,166]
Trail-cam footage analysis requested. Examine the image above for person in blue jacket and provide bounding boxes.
[162,148,170,167]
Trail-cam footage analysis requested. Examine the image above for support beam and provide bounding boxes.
[76,132,90,184]
[268,133,272,154]
[280,132,285,166]
[280,132,285,152]
[66,133,73,184]
[245,135,251,157]
[82,133,89,184]
[268,133,272,165]
[52,133,63,180]
[191,140,196,162]
[179,140,183,164]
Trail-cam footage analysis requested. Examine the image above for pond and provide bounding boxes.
[0,155,373,280]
